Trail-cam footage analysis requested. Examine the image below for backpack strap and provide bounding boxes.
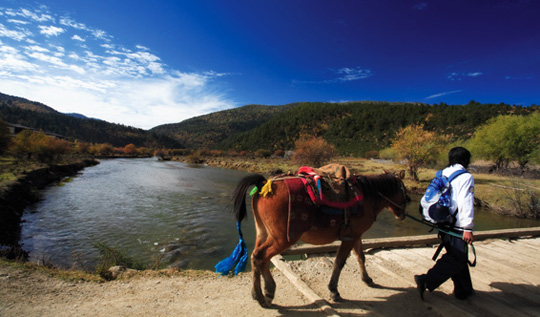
[447,169,468,183]
[446,169,469,227]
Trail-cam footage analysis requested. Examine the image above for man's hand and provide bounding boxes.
[462,231,474,244]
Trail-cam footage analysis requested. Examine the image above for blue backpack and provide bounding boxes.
[420,169,468,225]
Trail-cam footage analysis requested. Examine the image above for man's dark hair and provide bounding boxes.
[448,147,471,168]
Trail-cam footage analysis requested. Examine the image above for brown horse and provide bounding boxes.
[231,171,410,307]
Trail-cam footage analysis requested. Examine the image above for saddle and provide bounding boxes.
[297,163,363,209]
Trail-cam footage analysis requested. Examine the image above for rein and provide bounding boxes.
[407,214,476,266]
[377,191,406,210]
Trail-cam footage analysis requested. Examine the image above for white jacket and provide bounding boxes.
[442,164,475,232]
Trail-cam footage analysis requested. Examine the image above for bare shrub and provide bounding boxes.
[292,136,337,167]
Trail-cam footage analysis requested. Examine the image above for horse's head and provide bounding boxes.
[382,170,410,220]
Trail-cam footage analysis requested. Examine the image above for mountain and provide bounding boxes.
[153,100,537,156]
[150,103,298,149]
[0,92,182,149]
[0,93,57,114]
[2,91,537,155]
[64,113,103,121]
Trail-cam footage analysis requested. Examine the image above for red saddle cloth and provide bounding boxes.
[283,177,364,242]
[297,164,363,209]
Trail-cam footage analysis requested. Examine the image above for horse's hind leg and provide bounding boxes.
[251,248,265,306]
[353,239,374,286]
[328,240,355,302]
[251,240,279,307]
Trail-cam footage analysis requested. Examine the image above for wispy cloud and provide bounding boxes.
[0,5,236,129]
[448,71,483,81]
[425,90,462,100]
[332,67,373,82]
[38,25,64,37]
[293,66,373,84]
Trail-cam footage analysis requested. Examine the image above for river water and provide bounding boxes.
[21,158,539,271]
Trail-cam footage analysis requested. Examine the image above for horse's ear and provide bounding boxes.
[398,170,406,180]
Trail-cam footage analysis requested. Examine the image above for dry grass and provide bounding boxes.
[0,258,105,283]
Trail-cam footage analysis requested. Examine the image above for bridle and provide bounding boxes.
[377,179,408,216]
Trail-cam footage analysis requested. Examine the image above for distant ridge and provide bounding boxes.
[64,113,104,121]
[0,92,182,149]
[1,92,537,154]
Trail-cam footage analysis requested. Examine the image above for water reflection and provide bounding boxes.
[20,158,539,271]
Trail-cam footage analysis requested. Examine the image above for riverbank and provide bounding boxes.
[0,158,99,258]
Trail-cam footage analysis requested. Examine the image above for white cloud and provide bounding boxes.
[91,28,111,41]
[19,8,53,22]
[333,67,373,82]
[25,45,49,52]
[0,5,237,129]
[59,17,88,30]
[38,25,64,37]
[448,71,483,81]
[27,51,66,67]
[0,44,40,72]
[71,34,84,41]
[0,23,32,41]
[467,72,482,77]
[425,90,462,100]
[293,66,373,84]
[7,19,29,25]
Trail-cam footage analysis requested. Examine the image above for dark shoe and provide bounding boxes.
[454,289,475,300]
[414,275,427,301]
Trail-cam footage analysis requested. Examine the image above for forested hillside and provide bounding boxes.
[217,101,536,155]
[150,103,297,149]
[0,93,181,148]
[2,91,537,155]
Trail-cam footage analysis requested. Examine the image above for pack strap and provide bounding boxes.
[447,169,469,183]
[445,169,469,220]
[432,242,445,261]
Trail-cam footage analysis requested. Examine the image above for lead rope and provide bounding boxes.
[406,214,476,267]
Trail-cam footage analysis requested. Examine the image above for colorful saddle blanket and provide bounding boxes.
[284,177,363,242]
[297,163,363,209]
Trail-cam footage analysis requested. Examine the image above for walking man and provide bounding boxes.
[415,146,475,300]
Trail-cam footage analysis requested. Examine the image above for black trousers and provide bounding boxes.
[425,232,473,298]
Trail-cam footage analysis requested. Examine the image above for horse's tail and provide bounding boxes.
[232,174,267,222]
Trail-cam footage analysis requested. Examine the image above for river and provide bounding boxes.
[20,158,539,271]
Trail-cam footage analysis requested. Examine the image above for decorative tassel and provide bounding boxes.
[215,222,248,276]
[260,179,273,197]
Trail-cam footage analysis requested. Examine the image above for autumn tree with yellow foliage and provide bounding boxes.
[390,124,448,181]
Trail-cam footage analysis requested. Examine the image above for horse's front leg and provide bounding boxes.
[328,240,355,302]
[353,238,374,286]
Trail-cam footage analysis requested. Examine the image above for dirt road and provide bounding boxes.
[1,238,539,317]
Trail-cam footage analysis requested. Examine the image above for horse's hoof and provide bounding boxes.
[364,277,374,286]
[330,292,343,302]
[264,294,274,306]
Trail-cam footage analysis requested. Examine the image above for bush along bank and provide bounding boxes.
[0,159,99,259]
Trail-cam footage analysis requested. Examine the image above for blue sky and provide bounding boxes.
[0,0,538,129]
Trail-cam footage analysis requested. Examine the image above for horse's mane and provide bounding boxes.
[356,173,402,201]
